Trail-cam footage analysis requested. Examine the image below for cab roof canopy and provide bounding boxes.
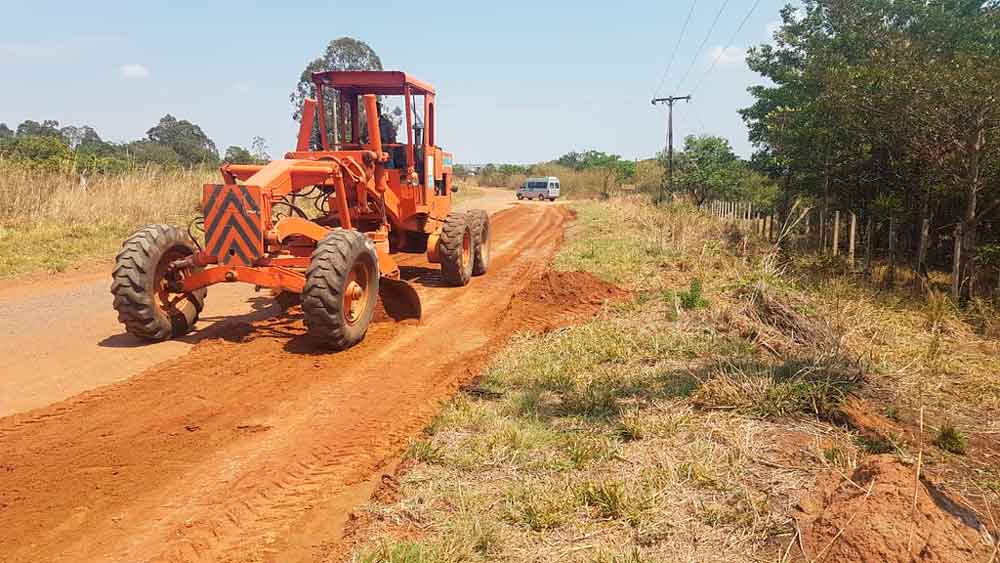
[311,70,435,96]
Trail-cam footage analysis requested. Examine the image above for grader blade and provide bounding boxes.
[378,278,422,322]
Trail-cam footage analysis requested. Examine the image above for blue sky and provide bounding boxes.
[0,0,792,163]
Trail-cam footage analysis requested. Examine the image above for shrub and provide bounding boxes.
[934,423,968,455]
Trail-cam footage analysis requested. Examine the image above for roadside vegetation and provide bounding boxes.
[741,0,999,303]
[456,141,775,207]
[346,196,998,562]
[0,161,208,276]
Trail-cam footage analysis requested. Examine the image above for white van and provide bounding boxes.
[517,177,560,201]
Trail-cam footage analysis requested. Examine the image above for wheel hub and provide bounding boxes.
[343,264,371,325]
[155,248,194,313]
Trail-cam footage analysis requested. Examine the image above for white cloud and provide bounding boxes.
[708,46,745,65]
[120,63,149,79]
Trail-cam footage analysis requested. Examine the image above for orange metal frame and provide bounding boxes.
[179,71,454,296]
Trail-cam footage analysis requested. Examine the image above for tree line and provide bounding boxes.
[741,0,999,301]
[0,116,269,173]
[661,135,777,211]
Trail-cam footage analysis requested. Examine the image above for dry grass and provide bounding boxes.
[345,197,873,562]
[791,256,1000,419]
[345,196,999,562]
[0,161,209,276]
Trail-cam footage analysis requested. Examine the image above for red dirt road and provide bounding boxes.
[0,202,588,562]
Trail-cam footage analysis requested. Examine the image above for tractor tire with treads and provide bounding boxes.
[438,212,474,286]
[302,229,380,350]
[110,224,206,342]
[467,209,490,276]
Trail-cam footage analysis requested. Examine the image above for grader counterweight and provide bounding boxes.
[111,71,491,350]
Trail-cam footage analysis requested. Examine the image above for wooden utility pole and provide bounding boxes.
[651,95,691,205]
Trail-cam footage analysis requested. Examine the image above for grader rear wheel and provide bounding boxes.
[110,224,206,342]
[438,212,474,286]
[302,229,380,350]
[467,209,490,276]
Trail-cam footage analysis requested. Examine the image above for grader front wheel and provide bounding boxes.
[111,224,206,342]
[302,230,380,350]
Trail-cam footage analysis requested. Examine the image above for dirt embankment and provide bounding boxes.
[0,203,626,563]
[796,455,995,562]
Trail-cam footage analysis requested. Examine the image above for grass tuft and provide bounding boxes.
[576,479,652,526]
[933,423,968,455]
[692,358,860,419]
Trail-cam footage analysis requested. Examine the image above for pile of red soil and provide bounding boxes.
[796,455,994,562]
[499,270,628,333]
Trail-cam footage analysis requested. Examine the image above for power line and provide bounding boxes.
[689,102,709,133]
[675,0,731,91]
[691,0,763,95]
[652,0,698,98]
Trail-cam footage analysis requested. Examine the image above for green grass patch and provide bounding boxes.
[692,358,860,419]
[348,199,813,562]
[0,221,135,277]
[934,423,968,455]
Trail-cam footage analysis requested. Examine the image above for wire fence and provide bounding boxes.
[700,199,1000,302]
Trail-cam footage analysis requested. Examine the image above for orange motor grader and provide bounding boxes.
[111,71,490,350]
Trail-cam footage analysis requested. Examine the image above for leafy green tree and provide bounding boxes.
[16,119,62,138]
[127,139,182,167]
[58,125,102,150]
[145,115,218,166]
[250,136,270,162]
[3,135,73,171]
[0,123,12,139]
[290,37,383,122]
[669,135,741,205]
[555,151,587,170]
[497,164,528,176]
[224,145,256,164]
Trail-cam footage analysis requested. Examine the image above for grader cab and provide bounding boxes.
[111,71,491,350]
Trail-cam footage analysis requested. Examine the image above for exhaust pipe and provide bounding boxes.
[363,94,389,193]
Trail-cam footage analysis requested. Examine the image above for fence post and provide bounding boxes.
[916,217,930,284]
[819,209,827,253]
[833,210,841,256]
[864,217,874,279]
[848,212,857,269]
[952,223,963,301]
[886,218,897,287]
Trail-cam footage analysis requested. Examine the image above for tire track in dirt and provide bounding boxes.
[0,203,616,563]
